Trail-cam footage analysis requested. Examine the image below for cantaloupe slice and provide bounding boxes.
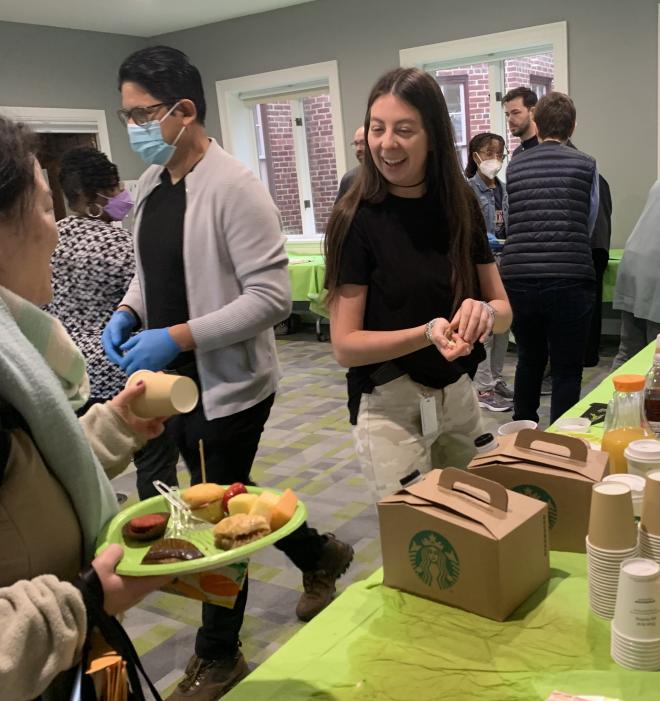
[270,489,298,531]
[227,493,259,516]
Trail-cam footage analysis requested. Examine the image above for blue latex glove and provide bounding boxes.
[487,232,504,252]
[102,310,137,366]
[119,328,182,374]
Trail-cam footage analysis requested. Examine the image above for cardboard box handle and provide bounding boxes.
[438,467,508,512]
[513,428,588,463]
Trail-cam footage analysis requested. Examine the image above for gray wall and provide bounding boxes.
[0,21,146,179]
[0,1,656,244]
[155,0,660,246]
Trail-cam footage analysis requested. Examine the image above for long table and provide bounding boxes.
[290,248,625,317]
[225,345,657,701]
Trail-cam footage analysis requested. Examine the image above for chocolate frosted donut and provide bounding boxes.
[142,538,204,564]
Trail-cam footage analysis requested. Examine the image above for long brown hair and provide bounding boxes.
[324,67,477,312]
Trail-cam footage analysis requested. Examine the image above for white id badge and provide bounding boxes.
[420,395,438,437]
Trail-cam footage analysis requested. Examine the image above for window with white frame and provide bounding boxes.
[400,22,567,172]
[216,62,346,238]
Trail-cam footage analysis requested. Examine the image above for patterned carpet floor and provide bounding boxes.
[112,329,619,696]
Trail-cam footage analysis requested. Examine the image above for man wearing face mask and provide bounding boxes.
[102,46,354,700]
[336,126,365,201]
[48,147,135,410]
[465,133,513,411]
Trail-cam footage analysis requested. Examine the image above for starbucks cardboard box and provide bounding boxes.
[468,429,610,553]
[378,467,549,621]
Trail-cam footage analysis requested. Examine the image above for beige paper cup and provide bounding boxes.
[588,481,637,551]
[126,370,199,419]
[641,470,660,537]
[613,558,660,640]
[497,420,538,436]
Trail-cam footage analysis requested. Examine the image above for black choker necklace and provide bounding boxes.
[392,178,426,189]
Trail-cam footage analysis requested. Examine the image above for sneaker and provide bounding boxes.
[168,652,249,701]
[296,534,354,622]
[494,380,514,400]
[477,390,513,412]
[541,377,552,396]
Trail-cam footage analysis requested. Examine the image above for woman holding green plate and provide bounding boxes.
[0,115,170,701]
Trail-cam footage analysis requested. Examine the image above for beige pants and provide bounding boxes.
[353,373,484,499]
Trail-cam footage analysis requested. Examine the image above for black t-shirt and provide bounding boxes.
[138,169,194,368]
[338,191,494,423]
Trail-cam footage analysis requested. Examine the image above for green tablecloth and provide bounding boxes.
[290,249,624,315]
[225,344,658,701]
[288,255,328,317]
[603,248,623,304]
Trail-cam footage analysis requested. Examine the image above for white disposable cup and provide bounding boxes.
[498,420,538,436]
[553,416,591,432]
[612,558,660,640]
[625,440,660,477]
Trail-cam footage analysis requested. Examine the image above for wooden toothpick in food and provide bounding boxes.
[199,438,207,483]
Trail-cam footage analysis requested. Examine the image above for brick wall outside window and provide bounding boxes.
[304,95,339,234]
[436,52,554,157]
[263,101,302,234]
[262,95,338,235]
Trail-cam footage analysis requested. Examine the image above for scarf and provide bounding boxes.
[0,286,117,560]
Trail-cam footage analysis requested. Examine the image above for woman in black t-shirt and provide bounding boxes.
[324,68,512,498]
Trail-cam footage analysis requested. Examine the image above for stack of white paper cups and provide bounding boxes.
[587,481,638,619]
[611,557,660,670]
[639,469,660,562]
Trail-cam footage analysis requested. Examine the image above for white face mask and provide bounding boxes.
[478,158,503,180]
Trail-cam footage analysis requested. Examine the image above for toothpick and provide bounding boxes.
[199,438,207,484]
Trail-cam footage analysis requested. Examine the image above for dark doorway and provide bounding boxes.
[37,133,99,221]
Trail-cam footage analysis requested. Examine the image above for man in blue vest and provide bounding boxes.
[501,92,599,424]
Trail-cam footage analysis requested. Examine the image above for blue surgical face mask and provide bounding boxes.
[127,102,186,165]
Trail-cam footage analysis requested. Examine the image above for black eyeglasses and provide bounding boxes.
[351,140,366,148]
[117,102,176,127]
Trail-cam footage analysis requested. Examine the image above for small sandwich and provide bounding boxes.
[213,514,271,551]
[181,483,226,523]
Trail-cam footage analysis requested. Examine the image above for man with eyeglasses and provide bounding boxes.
[336,126,365,200]
[102,45,353,701]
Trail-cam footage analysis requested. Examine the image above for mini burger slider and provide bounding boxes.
[213,514,271,550]
[182,483,226,523]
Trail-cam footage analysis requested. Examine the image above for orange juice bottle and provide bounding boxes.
[601,375,652,473]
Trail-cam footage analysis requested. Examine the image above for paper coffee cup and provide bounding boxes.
[498,420,538,436]
[126,370,199,419]
[612,558,660,640]
[588,481,637,551]
[604,474,645,519]
[641,470,660,537]
[625,440,660,477]
[553,417,591,433]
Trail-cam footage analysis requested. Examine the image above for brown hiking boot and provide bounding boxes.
[167,652,249,701]
[296,534,354,622]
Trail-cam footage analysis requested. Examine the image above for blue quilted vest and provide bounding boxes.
[501,142,596,281]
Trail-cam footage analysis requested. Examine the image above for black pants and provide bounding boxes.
[505,278,595,424]
[133,370,325,659]
[584,249,609,367]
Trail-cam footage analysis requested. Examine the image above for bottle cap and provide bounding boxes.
[474,432,498,453]
[613,374,646,392]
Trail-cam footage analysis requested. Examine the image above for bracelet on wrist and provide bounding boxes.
[424,318,439,344]
[480,301,496,324]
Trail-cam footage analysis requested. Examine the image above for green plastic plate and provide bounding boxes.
[96,486,308,577]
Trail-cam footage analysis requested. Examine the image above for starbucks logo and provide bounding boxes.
[409,530,460,589]
[512,484,558,529]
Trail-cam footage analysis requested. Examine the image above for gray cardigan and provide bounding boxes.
[121,140,292,419]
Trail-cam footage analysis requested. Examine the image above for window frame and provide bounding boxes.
[216,61,346,241]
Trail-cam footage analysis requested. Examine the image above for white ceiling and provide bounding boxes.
[0,0,317,37]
